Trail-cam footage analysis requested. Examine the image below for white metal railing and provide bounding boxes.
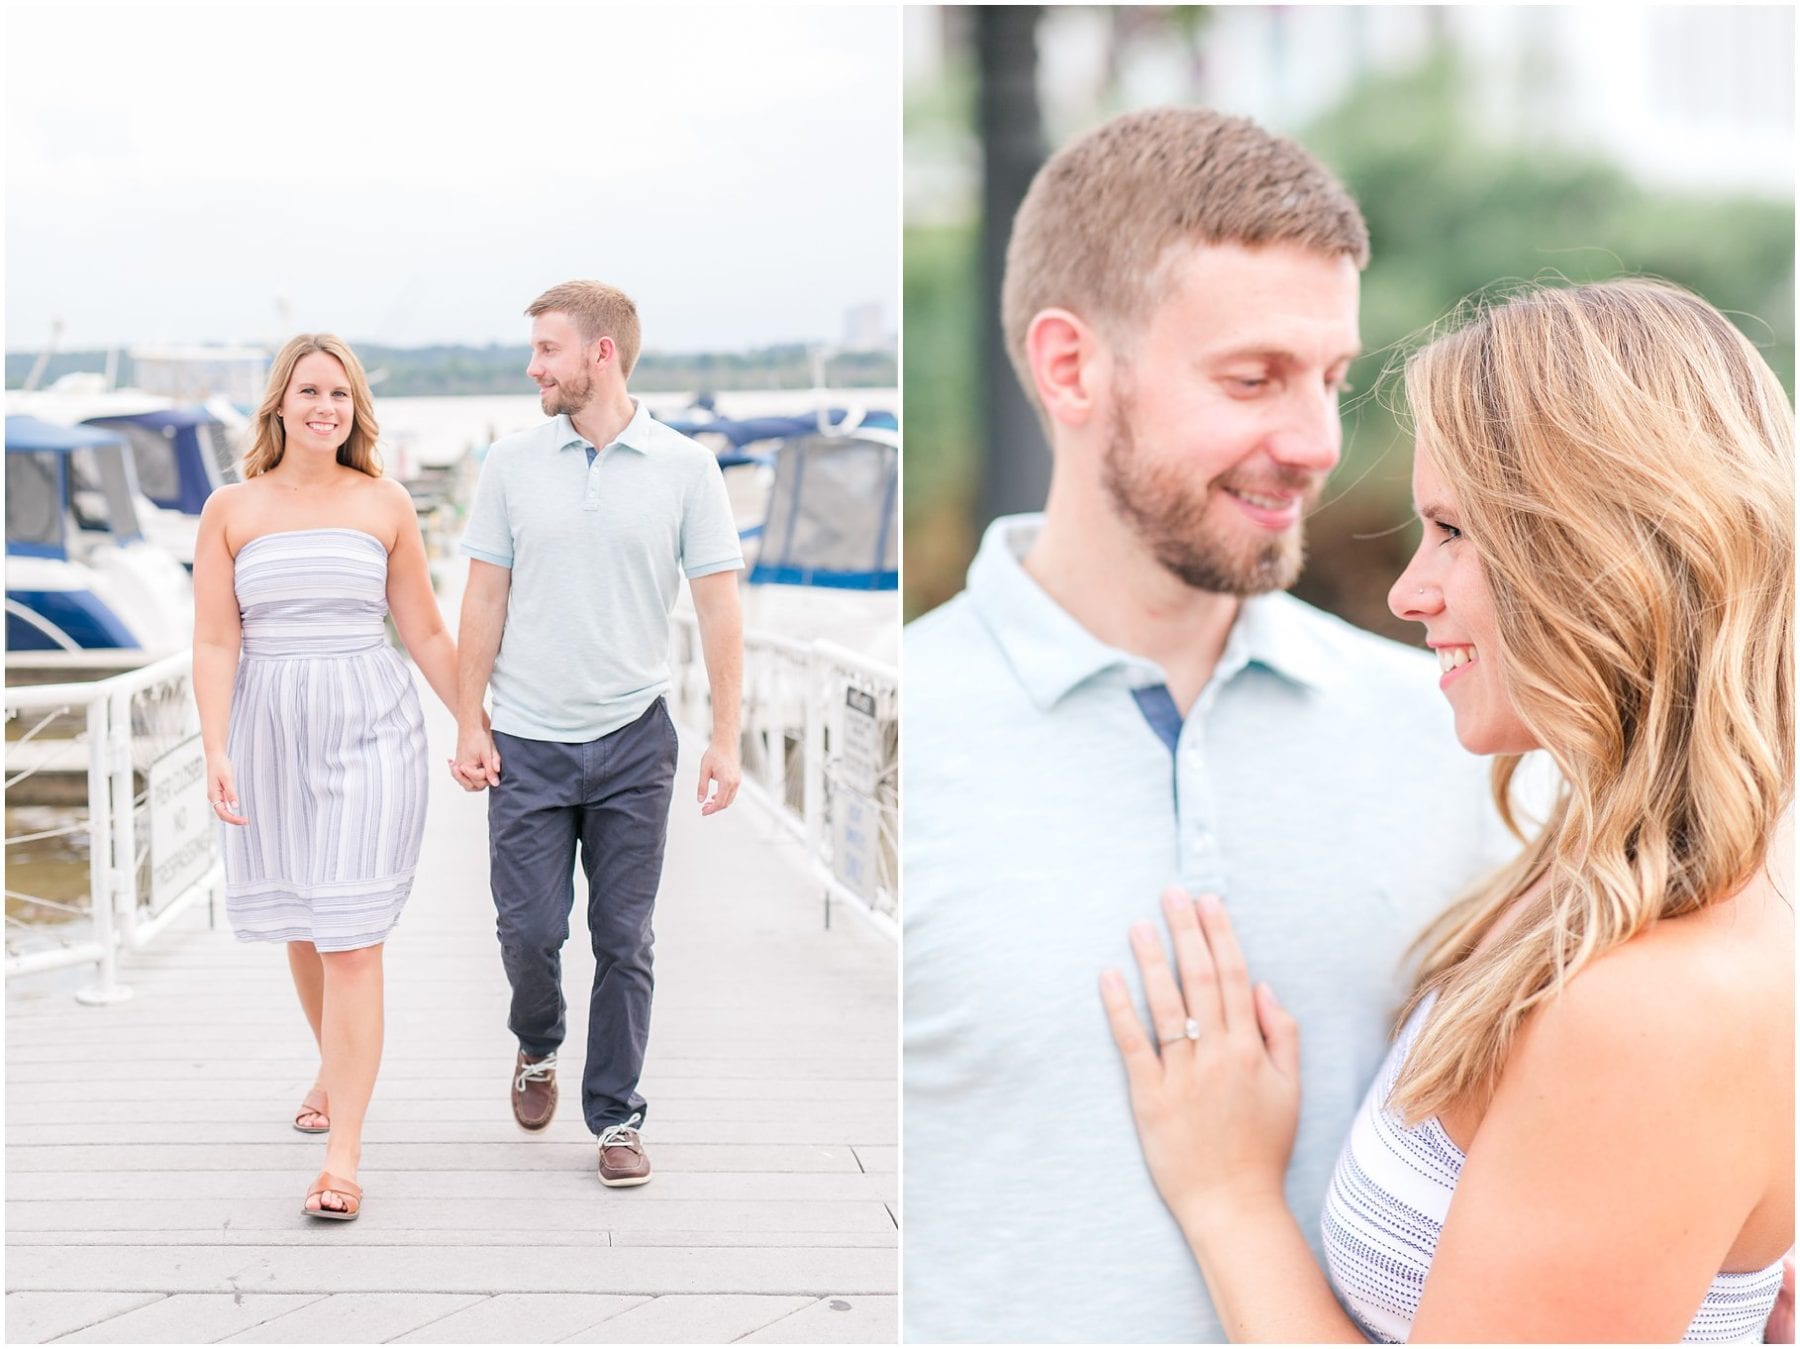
[669,616,898,938]
[4,650,222,1002]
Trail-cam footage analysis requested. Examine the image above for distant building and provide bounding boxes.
[130,345,269,406]
[842,302,893,353]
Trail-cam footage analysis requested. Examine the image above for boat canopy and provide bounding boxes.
[750,433,897,591]
[660,408,894,451]
[85,406,235,514]
[5,415,145,556]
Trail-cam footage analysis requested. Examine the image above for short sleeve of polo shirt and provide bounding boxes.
[460,452,513,568]
[681,456,745,579]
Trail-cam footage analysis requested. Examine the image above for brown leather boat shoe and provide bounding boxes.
[597,1123,651,1187]
[512,1050,557,1131]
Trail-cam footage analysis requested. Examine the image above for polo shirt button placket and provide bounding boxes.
[583,444,602,511]
[1176,739,1224,889]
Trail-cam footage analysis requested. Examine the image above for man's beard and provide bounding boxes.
[540,368,594,417]
[1100,386,1314,597]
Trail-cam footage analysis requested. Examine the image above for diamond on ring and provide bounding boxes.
[1159,1018,1202,1046]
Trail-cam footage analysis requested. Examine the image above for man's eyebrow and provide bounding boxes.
[1208,344,1364,365]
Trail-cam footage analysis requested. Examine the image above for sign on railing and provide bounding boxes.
[147,737,210,914]
[832,686,882,900]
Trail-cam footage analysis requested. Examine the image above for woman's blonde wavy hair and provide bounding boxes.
[1389,278,1793,1124]
[243,334,382,478]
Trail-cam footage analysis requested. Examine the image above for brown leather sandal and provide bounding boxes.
[301,1171,361,1221]
[293,1087,330,1134]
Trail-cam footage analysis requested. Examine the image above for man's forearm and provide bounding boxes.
[696,604,742,747]
[456,586,505,726]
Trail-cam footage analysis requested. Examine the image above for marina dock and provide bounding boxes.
[6,686,898,1343]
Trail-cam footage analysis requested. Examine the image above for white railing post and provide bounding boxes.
[109,684,139,949]
[74,696,131,1005]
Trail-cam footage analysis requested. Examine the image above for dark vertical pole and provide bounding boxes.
[975,5,1051,532]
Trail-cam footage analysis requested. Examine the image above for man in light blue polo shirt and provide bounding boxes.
[904,109,1511,1341]
[453,279,744,1188]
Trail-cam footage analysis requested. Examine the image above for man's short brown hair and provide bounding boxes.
[1001,107,1370,409]
[525,280,643,378]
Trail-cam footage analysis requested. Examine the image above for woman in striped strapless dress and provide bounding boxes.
[193,335,467,1223]
[1098,282,1792,1340]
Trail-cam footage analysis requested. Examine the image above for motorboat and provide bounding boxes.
[5,415,194,665]
[657,405,898,552]
[8,378,244,569]
[81,406,243,568]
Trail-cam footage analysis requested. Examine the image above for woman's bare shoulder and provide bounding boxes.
[1524,849,1793,1099]
[197,480,253,538]
[361,473,414,548]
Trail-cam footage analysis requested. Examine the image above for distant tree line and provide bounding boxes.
[6,344,897,397]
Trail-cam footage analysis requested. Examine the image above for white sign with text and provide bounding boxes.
[831,685,881,902]
[148,736,212,914]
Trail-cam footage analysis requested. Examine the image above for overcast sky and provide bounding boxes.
[6,4,899,354]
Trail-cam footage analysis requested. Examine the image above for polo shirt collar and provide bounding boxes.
[554,399,654,455]
[966,513,1336,711]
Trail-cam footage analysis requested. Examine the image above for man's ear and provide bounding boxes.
[1026,308,1105,430]
[594,336,615,370]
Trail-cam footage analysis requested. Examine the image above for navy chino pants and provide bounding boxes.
[487,699,678,1132]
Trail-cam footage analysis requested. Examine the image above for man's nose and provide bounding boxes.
[1268,386,1342,474]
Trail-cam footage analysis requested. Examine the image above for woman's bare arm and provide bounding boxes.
[192,487,247,825]
[381,480,460,717]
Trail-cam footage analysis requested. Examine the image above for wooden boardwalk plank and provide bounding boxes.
[385,1293,650,1343]
[6,680,898,1343]
[556,1294,813,1344]
[741,1295,901,1343]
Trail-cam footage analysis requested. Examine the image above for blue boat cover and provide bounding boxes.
[6,414,129,454]
[659,408,893,449]
[750,433,897,591]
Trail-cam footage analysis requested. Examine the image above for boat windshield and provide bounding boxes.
[68,445,144,540]
[98,421,181,504]
[5,451,65,554]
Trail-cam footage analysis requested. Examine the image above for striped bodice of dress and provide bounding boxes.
[236,527,392,657]
[1321,992,1784,1343]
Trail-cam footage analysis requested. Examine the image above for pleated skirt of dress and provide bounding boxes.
[221,645,428,953]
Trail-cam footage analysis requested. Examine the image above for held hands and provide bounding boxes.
[449,715,500,792]
[1100,888,1302,1234]
[697,740,740,816]
[206,751,248,826]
